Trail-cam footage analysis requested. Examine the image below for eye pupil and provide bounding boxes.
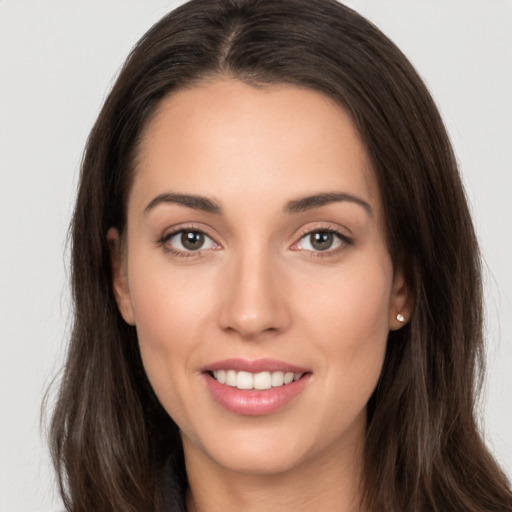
[181,231,204,250]
[310,231,333,251]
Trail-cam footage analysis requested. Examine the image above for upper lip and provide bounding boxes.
[202,358,309,374]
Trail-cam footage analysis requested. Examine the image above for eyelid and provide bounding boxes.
[290,223,353,254]
[156,222,352,257]
[156,223,222,257]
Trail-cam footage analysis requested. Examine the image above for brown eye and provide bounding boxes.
[295,230,346,253]
[309,232,334,251]
[164,230,217,254]
[181,231,205,251]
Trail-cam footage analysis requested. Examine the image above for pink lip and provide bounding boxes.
[202,359,311,416]
[203,358,308,373]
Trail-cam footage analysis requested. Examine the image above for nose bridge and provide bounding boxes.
[218,241,289,338]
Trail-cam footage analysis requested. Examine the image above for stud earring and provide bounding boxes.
[396,313,405,323]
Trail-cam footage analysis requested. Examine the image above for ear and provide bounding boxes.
[389,268,413,331]
[107,227,136,325]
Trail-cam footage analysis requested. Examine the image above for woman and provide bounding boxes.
[49,0,512,510]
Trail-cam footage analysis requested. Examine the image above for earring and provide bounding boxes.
[396,313,405,323]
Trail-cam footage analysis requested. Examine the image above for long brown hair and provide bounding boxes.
[48,0,512,510]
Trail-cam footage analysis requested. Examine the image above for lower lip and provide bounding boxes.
[203,373,311,416]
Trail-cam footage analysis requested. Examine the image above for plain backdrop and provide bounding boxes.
[1,1,511,510]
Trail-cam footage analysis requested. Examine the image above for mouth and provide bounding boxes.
[208,369,304,390]
[202,359,311,416]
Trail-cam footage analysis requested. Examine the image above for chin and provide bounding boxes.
[209,444,307,476]
[181,419,314,475]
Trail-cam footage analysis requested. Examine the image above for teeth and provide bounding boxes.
[237,371,253,390]
[271,371,284,387]
[212,370,304,390]
[253,371,272,390]
[226,370,237,386]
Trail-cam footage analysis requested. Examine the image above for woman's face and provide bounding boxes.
[110,79,409,476]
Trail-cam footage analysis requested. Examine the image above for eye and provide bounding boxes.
[294,229,348,253]
[161,229,219,254]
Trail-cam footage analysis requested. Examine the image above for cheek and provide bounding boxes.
[126,259,218,407]
[298,254,392,395]
[128,250,218,341]
[299,253,393,341]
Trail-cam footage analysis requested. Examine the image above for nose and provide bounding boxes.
[217,247,291,340]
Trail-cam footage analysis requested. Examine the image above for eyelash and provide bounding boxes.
[156,225,352,259]
[290,226,352,259]
[156,225,219,258]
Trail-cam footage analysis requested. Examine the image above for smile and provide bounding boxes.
[211,370,304,390]
[202,359,311,416]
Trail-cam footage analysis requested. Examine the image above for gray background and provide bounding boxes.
[1,1,511,510]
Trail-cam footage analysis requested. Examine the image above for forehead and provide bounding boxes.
[131,79,379,214]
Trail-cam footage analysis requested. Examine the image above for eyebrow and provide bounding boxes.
[143,190,372,216]
[143,193,222,215]
[285,192,372,214]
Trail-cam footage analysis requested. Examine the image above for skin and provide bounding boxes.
[109,79,411,512]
